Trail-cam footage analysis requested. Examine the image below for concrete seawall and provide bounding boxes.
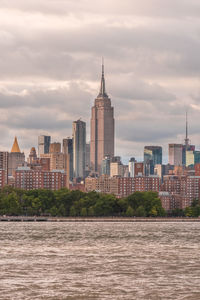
[1,216,200,222]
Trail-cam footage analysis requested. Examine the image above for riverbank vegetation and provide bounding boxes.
[0,186,199,217]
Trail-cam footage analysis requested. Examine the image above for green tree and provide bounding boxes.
[171,208,184,217]
[117,198,128,215]
[191,206,200,217]
[185,207,193,217]
[49,206,58,217]
[88,206,94,216]
[80,207,87,217]
[69,206,77,217]
[135,205,146,217]
[126,206,134,217]
[6,192,21,215]
[32,197,42,215]
[150,206,158,217]
[57,204,66,216]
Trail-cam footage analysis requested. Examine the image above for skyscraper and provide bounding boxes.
[128,157,136,177]
[182,112,195,165]
[85,143,91,177]
[73,119,86,178]
[63,138,73,181]
[144,146,162,175]
[49,142,61,153]
[0,151,8,185]
[168,144,183,166]
[101,155,111,176]
[8,137,25,176]
[27,147,37,164]
[144,146,162,165]
[90,63,115,174]
[38,135,51,157]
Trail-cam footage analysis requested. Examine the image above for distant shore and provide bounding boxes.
[1,216,200,222]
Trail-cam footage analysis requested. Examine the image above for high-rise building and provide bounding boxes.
[49,142,61,153]
[0,151,8,185]
[73,119,86,178]
[194,151,200,164]
[0,170,6,188]
[38,135,51,157]
[40,153,68,172]
[27,147,37,164]
[8,137,25,176]
[144,146,162,175]
[90,63,115,174]
[134,162,144,176]
[154,164,166,182]
[128,157,136,177]
[101,156,111,176]
[182,112,195,165]
[85,143,91,177]
[110,159,124,177]
[41,140,70,186]
[186,150,194,167]
[168,144,183,166]
[63,138,73,181]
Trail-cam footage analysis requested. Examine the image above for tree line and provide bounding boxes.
[0,186,199,217]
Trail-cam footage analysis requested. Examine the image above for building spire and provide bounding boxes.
[11,136,21,153]
[98,58,108,98]
[184,110,189,148]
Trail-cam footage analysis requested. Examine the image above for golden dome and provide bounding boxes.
[11,137,21,153]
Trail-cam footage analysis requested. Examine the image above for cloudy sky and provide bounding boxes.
[1,0,200,162]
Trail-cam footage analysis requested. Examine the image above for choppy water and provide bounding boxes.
[0,222,200,300]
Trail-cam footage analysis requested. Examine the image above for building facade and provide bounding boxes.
[73,119,86,178]
[162,175,200,209]
[144,146,162,165]
[49,142,61,153]
[0,151,8,185]
[38,135,51,157]
[63,138,73,181]
[85,175,160,198]
[8,137,25,176]
[128,157,136,177]
[90,64,115,174]
[15,167,68,190]
[0,170,6,188]
[101,156,111,176]
[168,144,183,166]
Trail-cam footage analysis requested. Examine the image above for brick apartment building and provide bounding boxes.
[85,175,161,198]
[0,170,6,188]
[15,167,68,190]
[161,175,200,209]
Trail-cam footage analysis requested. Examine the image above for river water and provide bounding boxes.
[0,222,200,300]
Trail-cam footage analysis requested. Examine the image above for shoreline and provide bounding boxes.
[1,216,200,222]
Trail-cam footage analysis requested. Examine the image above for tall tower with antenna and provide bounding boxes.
[90,61,115,174]
[182,111,195,166]
[184,111,190,149]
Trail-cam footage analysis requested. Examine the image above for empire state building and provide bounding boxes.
[90,64,115,174]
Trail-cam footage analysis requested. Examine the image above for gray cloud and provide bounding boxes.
[2,0,200,18]
[0,1,200,161]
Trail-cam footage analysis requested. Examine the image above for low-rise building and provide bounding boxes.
[85,175,161,198]
[162,175,200,209]
[15,167,68,190]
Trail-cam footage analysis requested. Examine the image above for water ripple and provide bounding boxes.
[0,222,200,299]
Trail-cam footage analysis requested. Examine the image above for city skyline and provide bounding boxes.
[1,1,200,162]
[0,106,197,166]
